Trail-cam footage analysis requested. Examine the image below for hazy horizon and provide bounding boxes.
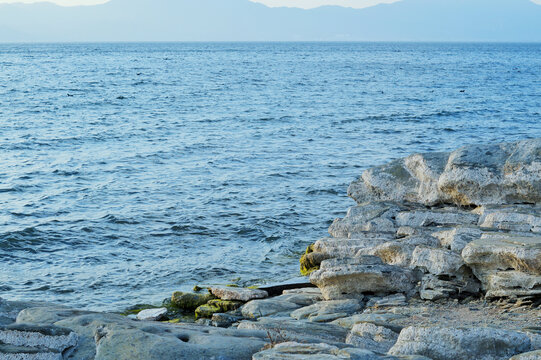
[1,0,540,42]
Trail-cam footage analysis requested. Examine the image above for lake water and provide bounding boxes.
[1,42,540,310]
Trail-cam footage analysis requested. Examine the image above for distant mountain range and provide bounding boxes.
[0,0,540,42]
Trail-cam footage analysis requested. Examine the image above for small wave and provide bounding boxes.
[102,215,140,225]
[306,188,340,196]
[0,187,19,193]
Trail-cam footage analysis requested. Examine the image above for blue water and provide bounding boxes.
[1,42,540,310]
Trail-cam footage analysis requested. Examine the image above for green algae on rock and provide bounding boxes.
[300,244,321,276]
[170,292,216,311]
[195,300,243,319]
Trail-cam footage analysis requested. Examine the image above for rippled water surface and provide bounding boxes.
[1,42,540,310]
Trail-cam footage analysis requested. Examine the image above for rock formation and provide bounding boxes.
[2,139,540,359]
[304,139,541,303]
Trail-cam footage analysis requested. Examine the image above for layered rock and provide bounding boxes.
[388,327,533,360]
[347,139,541,207]
[304,139,541,303]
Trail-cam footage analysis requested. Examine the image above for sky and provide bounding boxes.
[1,0,541,7]
[0,0,398,8]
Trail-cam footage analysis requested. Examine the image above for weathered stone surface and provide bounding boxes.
[16,307,95,326]
[463,233,541,276]
[348,139,541,207]
[462,233,541,297]
[290,300,364,321]
[478,205,541,233]
[195,299,243,318]
[1,300,68,327]
[211,313,242,328]
[238,317,349,347]
[389,326,532,360]
[240,299,301,319]
[396,210,478,228]
[365,294,407,308]
[411,247,465,276]
[346,322,399,353]
[348,152,449,206]
[252,342,430,360]
[252,342,348,360]
[0,342,63,360]
[0,324,78,359]
[432,226,481,253]
[484,271,541,298]
[310,257,417,300]
[170,291,216,311]
[332,313,406,333]
[209,286,268,301]
[136,308,167,321]
[273,292,323,307]
[55,312,269,360]
[329,203,404,238]
[510,350,541,360]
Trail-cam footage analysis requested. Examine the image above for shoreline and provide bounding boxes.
[2,138,541,360]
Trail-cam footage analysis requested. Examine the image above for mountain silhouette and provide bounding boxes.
[0,0,540,42]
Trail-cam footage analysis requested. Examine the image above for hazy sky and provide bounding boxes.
[0,0,540,7]
[0,0,397,8]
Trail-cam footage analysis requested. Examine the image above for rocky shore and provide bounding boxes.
[2,138,541,360]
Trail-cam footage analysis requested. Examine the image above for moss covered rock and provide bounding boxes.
[170,292,216,311]
[195,300,243,319]
[300,244,330,276]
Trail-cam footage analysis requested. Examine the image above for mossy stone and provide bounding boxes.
[300,243,319,276]
[195,300,243,319]
[170,292,216,311]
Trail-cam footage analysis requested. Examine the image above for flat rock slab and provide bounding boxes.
[209,286,268,301]
[252,341,432,360]
[241,299,301,319]
[136,308,167,321]
[389,326,532,360]
[310,257,417,300]
[346,322,399,353]
[332,313,407,333]
[290,299,364,321]
[510,350,541,360]
[55,312,269,360]
[0,341,63,360]
[0,324,78,351]
[238,317,349,347]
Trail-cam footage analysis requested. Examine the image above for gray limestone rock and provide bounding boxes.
[389,326,531,360]
[329,203,404,238]
[331,313,406,333]
[346,322,399,353]
[238,317,349,347]
[0,324,78,352]
[462,233,541,297]
[290,300,364,321]
[431,226,482,253]
[310,257,417,300]
[410,247,465,276]
[209,286,268,302]
[56,312,268,360]
[510,350,541,360]
[396,210,478,228]
[348,139,541,207]
[240,299,301,319]
[136,308,167,321]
